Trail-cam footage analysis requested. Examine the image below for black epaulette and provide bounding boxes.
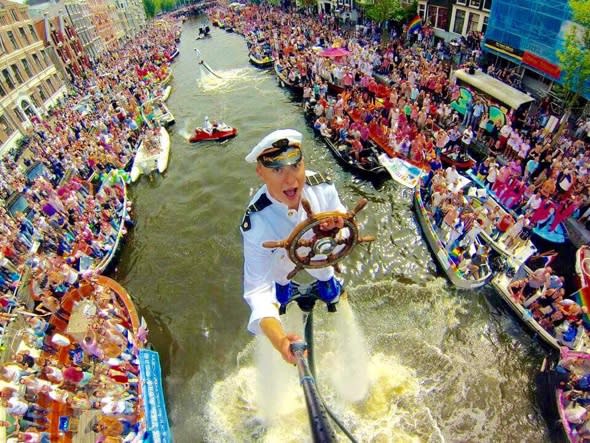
[240,193,272,232]
[306,172,332,186]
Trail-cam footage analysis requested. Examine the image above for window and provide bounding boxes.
[456,0,466,4]
[18,27,28,45]
[483,0,492,10]
[10,10,18,22]
[0,36,5,54]
[28,25,36,40]
[469,0,481,8]
[453,10,466,34]
[0,115,14,134]
[45,78,54,93]
[11,65,23,84]
[0,82,6,97]
[7,30,17,50]
[38,85,46,101]
[418,3,426,18]
[482,15,489,34]
[20,100,36,119]
[467,12,480,33]
[13,107,26,122]
[2,69,14,89]
[21,58,32,77]
[32,53,41,68]
[40,49,49,66]
[427,5,448,29]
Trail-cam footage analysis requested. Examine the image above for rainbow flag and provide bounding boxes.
[407,15,422,34]
[574,286,590,329]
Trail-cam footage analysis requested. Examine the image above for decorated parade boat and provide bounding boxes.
[491,265,587,353]
[321,135,387,181]
[537,348,590,443]
[130,126,171,182]
[414,186,492,289]
[39,276,171,442]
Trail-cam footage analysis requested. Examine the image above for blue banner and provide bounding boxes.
[139,349,172,443]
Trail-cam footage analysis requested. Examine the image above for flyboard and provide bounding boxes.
[194,49,223,79]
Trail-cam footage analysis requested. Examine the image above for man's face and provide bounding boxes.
[256,158,306,210]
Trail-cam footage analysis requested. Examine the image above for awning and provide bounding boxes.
[454,68,535,110]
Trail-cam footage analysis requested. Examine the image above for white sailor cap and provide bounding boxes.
[245,129,303,163]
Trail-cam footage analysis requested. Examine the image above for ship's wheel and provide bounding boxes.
[262,198,374,279]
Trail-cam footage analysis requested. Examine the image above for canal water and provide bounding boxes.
[112,18,551,442]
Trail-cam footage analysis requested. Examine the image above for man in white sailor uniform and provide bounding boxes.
[241,129,346,364]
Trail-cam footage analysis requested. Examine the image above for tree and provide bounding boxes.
[360,0,416,40]
[556,0,590,132]
[143,0,160,18]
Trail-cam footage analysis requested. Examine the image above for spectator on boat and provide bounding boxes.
[240,129,347,364]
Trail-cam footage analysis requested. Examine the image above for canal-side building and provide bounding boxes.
[86,0,115,53]
[63,0,102,62]
[417,0,491,39]
[33,11,90,82]
[0,0,67,155]
[114,0,146,39]
[483,0,574,99]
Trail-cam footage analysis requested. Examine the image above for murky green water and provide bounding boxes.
[112,18,550,443]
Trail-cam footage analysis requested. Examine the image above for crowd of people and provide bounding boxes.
[0,15,181,442]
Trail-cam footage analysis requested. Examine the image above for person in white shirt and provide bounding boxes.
[240,129,346,363]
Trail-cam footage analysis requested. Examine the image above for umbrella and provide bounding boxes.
[319,47,350,58]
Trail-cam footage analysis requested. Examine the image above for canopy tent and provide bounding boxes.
[319,47,350,58]
[454,69,535,111]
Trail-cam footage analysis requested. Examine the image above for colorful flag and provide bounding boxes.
[407,15,422,34]
[574,286,590,329]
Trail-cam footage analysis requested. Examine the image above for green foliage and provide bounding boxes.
[265,0,280,5]
[557,0,590,107]
[143,0,159,18]
[362,0,404,25]
[299,0,316,9]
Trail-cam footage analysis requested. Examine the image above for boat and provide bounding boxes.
[167,48,180,61]
[197,25,211,39]
[321,135,387,180]
[274,63,304,98]
[576,246,590,289]
[41,276,171,442]
[462,170,537,266]
[189,123,237,143]
[536,348,590,443]
[142,99,175,129]
[249,52,274,68]
[414,186,492,289]
[440,151,477,170]
[491,266,586,352]
[156,85,172,102]
[130,126,171,181]
[79,170,129,274]
[378,153,423,188]
[465,170,568,244]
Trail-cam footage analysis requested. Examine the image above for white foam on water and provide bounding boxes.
[197,67,267,94]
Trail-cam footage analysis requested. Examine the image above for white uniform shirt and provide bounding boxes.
[241,172,346,335]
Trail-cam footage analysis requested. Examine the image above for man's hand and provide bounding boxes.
[279,334,302,364]
[319,216,344,231]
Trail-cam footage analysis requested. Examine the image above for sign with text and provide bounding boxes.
[139,349,172,443]
[522,51,561,78]
[484,39,524,59]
